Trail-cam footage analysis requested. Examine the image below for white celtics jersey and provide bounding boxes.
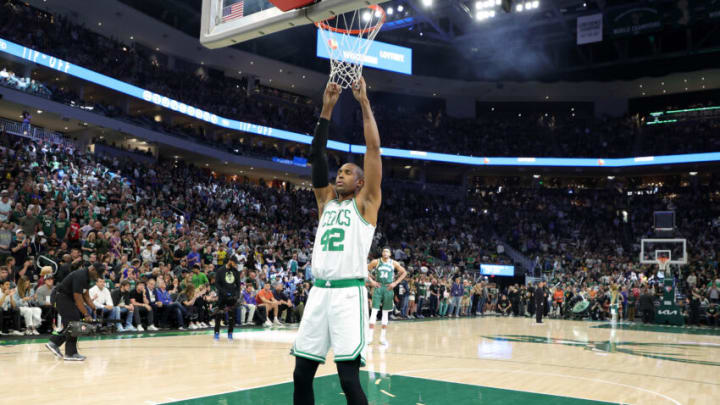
[311,198,375,280]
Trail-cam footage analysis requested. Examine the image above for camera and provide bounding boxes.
[65,321,116,337]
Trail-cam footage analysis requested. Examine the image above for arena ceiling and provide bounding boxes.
[110,0,720,82]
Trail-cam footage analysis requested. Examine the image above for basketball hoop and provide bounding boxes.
[657,257,670,272]
[314,4,386,89]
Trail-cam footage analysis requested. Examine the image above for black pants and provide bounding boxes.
[195,299,209,323]
[429,295,438,315]
[641,307,654,323]
[0,308,6,333]
[49,293,81,356]
[214,298,236,334]
[40,305,56,333]
[155,306,169,327]
[535,300,543,323]
[135,305,154,327]
[689,306,700,325]
[254,305,267,324]
[470,295,479,316]
[279,304,293,323]
[0,308,7,333]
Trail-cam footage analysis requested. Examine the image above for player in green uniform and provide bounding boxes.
[367,248,406,345]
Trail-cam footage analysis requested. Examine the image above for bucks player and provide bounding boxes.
[292,77,381,405]
[367,248,406,345]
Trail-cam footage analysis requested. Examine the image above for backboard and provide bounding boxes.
[639,238,687,265]
[200,0,385,48]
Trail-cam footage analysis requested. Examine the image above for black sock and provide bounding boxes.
[336,358,367,405]
[293,356,320,405]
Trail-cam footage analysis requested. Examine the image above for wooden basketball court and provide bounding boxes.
[2,317,718,404]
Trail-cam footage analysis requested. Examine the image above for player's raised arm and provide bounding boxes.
[352,77,381,226]
[311,82,342,219]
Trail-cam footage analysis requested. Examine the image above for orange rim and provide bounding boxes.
[314,4,386,35]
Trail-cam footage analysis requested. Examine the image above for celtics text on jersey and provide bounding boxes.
[311,199,375,281]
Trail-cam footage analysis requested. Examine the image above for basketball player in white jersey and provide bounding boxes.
[292,77,381,405]
[367,248,406,345]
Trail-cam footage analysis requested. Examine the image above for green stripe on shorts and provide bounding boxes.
[313,278,365,288]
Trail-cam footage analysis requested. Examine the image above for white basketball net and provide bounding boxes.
[315,6,386,89]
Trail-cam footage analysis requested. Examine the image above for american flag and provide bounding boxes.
[222,1,244,21]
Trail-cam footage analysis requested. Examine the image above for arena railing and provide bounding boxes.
[0,117,79,149]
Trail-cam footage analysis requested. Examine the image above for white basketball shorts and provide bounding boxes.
[291,278,367,365]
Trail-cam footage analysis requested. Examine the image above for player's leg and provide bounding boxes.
[292,287,330,404]
[330,285,368,404]
[379,289,392,344]
[336,357,368,405]
[368,288,381,340]
[293,356,320,405]
[227,303,236,337]
[379,310,390,345]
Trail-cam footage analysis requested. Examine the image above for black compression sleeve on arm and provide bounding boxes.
[311,118,330,188]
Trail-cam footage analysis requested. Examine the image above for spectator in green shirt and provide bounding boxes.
[191,264,209,288]
[41,211,55,237]
[54,211,69,242]
[10,203,25,224]
[95,232,110,257]
[19,208,39,236]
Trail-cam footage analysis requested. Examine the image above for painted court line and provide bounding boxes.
[393,367,682,405]
[380,389,395,398]
[157,380,291,404]
[157,372,337,404]
[678,341,720,346]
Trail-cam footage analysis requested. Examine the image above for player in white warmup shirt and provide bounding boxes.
[291,77,381,405]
